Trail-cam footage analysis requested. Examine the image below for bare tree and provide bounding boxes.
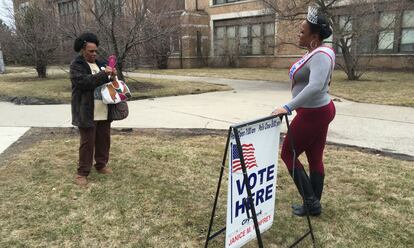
[141,1,182,69]
[81,0,181,80]
[13,2,60,78]
[261,0,413,80]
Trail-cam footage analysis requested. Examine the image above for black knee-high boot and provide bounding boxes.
[291,172,325,211]
[289,167,321,216]
[310,172,325,201]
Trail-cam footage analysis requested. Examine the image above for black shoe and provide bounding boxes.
[291,203,302,210]
[292,201,321,216]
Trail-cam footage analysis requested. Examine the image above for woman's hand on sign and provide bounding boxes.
[271,107,288,116]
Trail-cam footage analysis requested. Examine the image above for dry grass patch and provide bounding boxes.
[0,70,231,104]
[330,70,414,107]
[137,68,414,107]
[136,68,291,83]
[0,128,413,247]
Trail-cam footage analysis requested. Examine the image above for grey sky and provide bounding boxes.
[0,0,14,27]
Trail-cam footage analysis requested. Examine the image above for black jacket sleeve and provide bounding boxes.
[70,61,110,91]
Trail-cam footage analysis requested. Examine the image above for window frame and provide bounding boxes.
[399,10,414,53]
[377,11,397,53]
[333,3,414,55]
[213,16,275,56]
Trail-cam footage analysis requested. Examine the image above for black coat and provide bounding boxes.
[70,55,110,128]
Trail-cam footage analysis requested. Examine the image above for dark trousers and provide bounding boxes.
[77,121,111,176]
[281,101,336,175]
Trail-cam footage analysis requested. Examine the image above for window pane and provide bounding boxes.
[228,38,237,53]
[216,27,225,39]
[264,23,274,36]
[324,35,333,47]
[358,15,375,54]
[58,3,63,15]
[239,26,248,38]
[400,44,414,52]
[227,26,236,38]
[378,31,394,50]
[214,26,225,55]
[240,37,249,55]
[215,0,225,4]
[339,16,352,32]
[337,38,352,54]
[401,29,414,44]
[215,39,225,55]
[252,38,261,55]
[380,12,396,29]
[264,37,274,55]
[402,10,414,28]
[358,35,374,54]
[337,16,352,54]
[252,24,261,37]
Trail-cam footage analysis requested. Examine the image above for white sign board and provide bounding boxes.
[225,117,281,248]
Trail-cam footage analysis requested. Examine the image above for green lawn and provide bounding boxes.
[0,128,412,247]
[0,69,231,104]
[136,68,414,107]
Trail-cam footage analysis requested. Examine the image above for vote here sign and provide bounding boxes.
[225,117,281,248]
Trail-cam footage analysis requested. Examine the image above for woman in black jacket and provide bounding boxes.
[70,32,115,186]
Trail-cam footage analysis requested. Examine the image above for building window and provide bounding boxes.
[239,25,249,55]
[264,22,275,55]
[356,14,376,54]
[58,0,80,17]
[251,24,261,55]
[335,6,414,55]
[213,0,247,5]
[336,15,352,54]
[170,35,180,54]
[400,10,414,52]
[378,12,396,52]
[214,26,225,55]
[95,0,123,16]
[227,26,237,54]
[213,16,275,56]
[58,0,80,24]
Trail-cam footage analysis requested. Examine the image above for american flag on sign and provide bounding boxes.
[231,143,258,173]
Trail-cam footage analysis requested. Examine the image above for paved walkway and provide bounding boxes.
[1,72,413,157]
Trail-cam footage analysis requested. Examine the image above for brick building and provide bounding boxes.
[12,0,414,70]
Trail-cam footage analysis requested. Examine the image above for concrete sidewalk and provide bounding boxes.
[0,72,413,157]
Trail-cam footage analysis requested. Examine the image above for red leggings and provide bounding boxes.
[281,101,336,175]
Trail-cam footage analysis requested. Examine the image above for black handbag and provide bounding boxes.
[109,101,129,121]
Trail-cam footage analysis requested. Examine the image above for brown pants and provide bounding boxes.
[77,121,111,176]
